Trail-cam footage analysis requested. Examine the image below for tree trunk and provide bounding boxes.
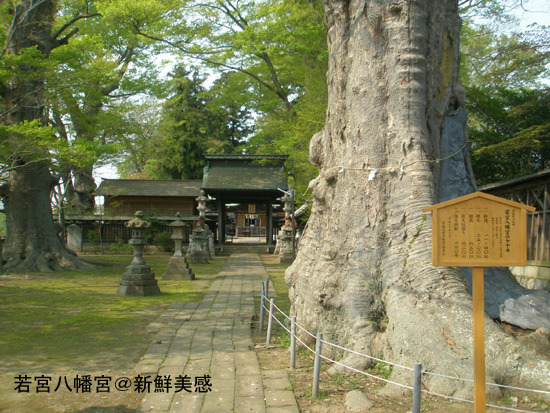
[2,161,90,272]
[1,0,91,272]
[287,0,550,399]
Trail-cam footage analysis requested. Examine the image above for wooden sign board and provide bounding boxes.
[423,192,535,267]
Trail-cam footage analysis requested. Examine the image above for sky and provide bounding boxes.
[516,0,550,27]
[92,1,550,184]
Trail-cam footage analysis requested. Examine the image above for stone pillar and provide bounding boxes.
[207,229,216,257]
[266,200,273,249]
[187,227,209,264]
[279,193,294,263]
[67,224,82,252]
[163,213,194,280]
[197,190,215,258]
[187,191,210,264]
[217,198,225,244]
[117,211,161,296]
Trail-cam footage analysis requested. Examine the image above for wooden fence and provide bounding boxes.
[481,170,550,267]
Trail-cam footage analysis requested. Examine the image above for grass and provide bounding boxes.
[0,254,228,372]
[256,254,292,342]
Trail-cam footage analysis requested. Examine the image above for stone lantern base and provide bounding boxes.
[279,229,294,263]
[162,257,195,280]
[187,250,209,264]
[117,264,161,296]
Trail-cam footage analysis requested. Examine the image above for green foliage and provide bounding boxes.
[368,360,393,380]
[467,86,550,185]
[237,0,327,201]
[0,212,5,237]
[461,22,549,89]
[459,3,550,185]
[109,237,133,254]
[86,229,101,248]
[111,0,326,206]
[153,232,174,252]
[140,67,251,179]
[277,330,291,349]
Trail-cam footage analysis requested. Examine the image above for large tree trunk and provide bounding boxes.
[2,161,90,272]
[286,0,550,399]
[1,0,91,272]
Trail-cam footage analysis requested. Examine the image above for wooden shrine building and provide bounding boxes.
[97,179,203,218]
[65,155,288,250]
[201,154,288,247]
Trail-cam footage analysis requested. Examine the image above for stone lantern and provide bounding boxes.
[187,190,211,264]
[279,192,294,263]
[197,190,216,258]
[117,211,161,296]
[162,212,194,280]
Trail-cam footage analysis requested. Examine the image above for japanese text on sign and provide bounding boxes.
[13,374,213,394]
[423,193,534,267]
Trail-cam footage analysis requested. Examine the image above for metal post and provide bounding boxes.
[260,282,265,331]
[413,363,422,413]
[312,333,323,397]
[266,299,274,345]
[290,316,296,369]
[265,276,270,299]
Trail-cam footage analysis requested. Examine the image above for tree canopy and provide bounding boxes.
[112,0,549,194]
[0,0,548,272]
[459,2,550,184]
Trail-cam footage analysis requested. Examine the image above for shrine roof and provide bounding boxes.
[95,179,202,197]
[202,155,288,192]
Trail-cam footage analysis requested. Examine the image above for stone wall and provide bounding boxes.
[511,265,550,292]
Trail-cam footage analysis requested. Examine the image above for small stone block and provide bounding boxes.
[234,396,266,413]
[264,390,298,408]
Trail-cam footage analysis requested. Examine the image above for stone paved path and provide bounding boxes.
[136,253,299,412]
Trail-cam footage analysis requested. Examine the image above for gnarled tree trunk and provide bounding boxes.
[2,161,89,272]
[1,0,91,272]
[286,0,550,399]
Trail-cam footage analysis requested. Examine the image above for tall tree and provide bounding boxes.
[468,86,550,184]
[141,67,251,179]
[0,0,99,271]
[109,0,327,195]
[47,4,161,212]
[459,6,550,185]
[287,0,550,399]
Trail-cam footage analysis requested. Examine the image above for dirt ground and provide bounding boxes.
[251,321,549,413]
[2,324,548,412]
[2,254,548,412]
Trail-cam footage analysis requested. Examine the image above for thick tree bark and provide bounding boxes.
[287,0,550,399]
[1,0,91,271]
[2,161,89,272]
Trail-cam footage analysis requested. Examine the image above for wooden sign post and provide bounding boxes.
[423,192,535,413]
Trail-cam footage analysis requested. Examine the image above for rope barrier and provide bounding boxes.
[293,319,319,340]
[293,331,316,354]
[321,338,414,372]
[486,382,550,396]
[270,310,291,335]
[318,352,414,391]
[271,301,292,321]
[259,284,548,412]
